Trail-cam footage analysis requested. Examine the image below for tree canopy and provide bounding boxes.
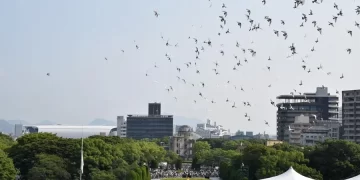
[3,132,360,180]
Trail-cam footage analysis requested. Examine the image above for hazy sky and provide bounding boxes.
[0,0,359,134]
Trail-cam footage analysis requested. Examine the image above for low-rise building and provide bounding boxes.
[289,115,341,146]
[265,140,283,147]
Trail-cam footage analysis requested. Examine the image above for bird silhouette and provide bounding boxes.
[237,22,242,28]
[154,11,159,17]
[347,48,352,54]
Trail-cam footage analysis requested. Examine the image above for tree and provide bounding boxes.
[193,141,211,164]
[8,133,78,179]
[0,149,17,180]
[0,133,15,151]
[307,140,360,180]
[164,151,179,165]
[255,149,322,180]
[222,140,239,151]
[90,170,116,180]
[175,158,182,170]
[27,154,71,180]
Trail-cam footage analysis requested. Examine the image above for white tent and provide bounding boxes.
[260,167,314,180]
[345,175,360,180]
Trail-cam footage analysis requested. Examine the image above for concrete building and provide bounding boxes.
[338,106,343,123]
[126,103,173,139]
[253,132,270,140]
[170,125,198,161]
[289,115,341,146]
[116,116,127,138]
[230,134,254,140]
[246,131,254,136]
[342,90,360,143]
[14,124,23,138]
[195,119,231,138]
[277,87,339,142]
[265,140,283,147]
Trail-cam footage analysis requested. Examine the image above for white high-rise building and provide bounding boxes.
[195,119,231,138]
[116,116,127,138]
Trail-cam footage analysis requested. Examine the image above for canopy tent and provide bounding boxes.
[345,175,360,180]
[260,167,314,180]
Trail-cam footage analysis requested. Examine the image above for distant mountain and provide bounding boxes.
[7,120,30,125]
[0,119,13,134]
[88,119,116,126]
[173,116,203,129]
[37,120,55,125]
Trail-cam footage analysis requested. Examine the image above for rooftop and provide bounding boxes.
[127,114,173,118]
[277,87,338,99]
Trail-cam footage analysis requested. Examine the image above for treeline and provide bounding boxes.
[191,139,360,180]
[0,133,180,180]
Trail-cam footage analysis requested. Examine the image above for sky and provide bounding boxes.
[0,0,359,134]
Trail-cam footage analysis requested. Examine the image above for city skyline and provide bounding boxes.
[1,0,359,134]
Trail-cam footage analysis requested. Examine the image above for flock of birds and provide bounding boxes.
[45,1,360,130]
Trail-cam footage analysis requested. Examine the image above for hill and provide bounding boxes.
[0,119,13,134]
[88,119,116,126]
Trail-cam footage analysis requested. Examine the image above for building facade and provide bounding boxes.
[342,90,360,143]
[116,116,127,138]
[195,119,231,139]
[276,87,339,142]
[289,115,341,146]
[126,103,173,139]
[170,125,196,161]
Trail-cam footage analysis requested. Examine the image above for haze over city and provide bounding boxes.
[1,0,360,135]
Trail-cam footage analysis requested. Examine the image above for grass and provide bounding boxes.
[160,178,207,180]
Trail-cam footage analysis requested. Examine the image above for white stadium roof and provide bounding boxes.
[23,125,116,139]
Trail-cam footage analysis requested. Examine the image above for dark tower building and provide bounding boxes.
[127,103,173,139]
[276,87,339,142]
[148,103,161,116]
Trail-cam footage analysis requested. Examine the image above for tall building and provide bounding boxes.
[342,90,360,143]
[116,116,127,138]
[148,103,161,115]
[14,124,24,138]
[126,103,173,139]
[277,87,339,142]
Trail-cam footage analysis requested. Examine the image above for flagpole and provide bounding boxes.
[80,125,84,180]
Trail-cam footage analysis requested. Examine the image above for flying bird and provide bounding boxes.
[154,11,159,17]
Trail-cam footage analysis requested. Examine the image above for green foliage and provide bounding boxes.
[175,158,182,170]
[193,141,211,164]
[0,149,17,180]
[5,133,360,180]
[0,133,15,151]
[306,140,360,180]
[6,133,155,180]
[90,170,116,180]
[27,154,71,180]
